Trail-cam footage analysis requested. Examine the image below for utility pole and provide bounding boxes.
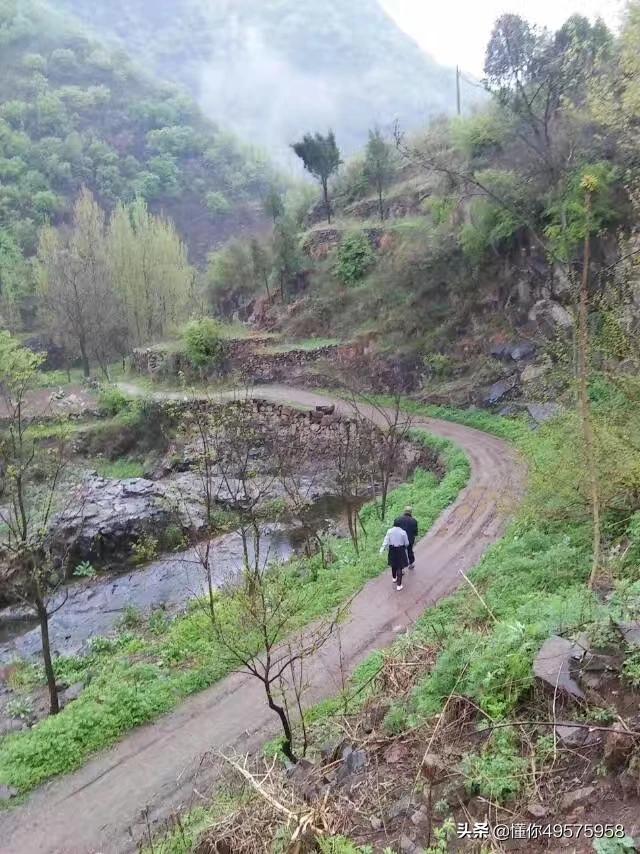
[456,65,461,116]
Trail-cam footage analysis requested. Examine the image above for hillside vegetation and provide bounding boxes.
[56,0,483,156]
[0,0,275,285]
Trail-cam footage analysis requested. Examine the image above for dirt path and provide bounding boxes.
[0,386,526,854]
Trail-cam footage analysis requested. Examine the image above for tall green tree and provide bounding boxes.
[364,127,395,221]
[108,198,191,346]
[37,188,119,377]
[291,131,341,224]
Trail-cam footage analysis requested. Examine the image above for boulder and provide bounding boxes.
[484,376,518,406]
[603,723,636,770]
[555,723,599,748]
[533,635,585,700]
[521,362,549,383]
[529,299,574,337]
[525,403,562,424]
[510,341,537,362]
[0,784,17,802]
[560,785,594,812]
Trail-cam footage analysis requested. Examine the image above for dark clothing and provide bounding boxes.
[387,544,408,586]
[394,514,418,566]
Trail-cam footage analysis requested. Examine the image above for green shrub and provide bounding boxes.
[183,318,226,371]
[462,730,528,803]
[97,386,130,416]
[336,231,374,285]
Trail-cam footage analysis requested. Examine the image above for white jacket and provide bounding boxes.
[380,526,409,553]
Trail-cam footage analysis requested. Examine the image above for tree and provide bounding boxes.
[291,131,341,224]
[364,127,395,221]
[262,186,284,225]
[250,238,272,301]
[0,333,77,715]
[272,215,301,303]
[108,197,191,346]
[37,188,122,377]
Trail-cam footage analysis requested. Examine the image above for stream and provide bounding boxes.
[0,495,356,663]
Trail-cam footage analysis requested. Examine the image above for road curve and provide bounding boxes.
[0,386,526,854]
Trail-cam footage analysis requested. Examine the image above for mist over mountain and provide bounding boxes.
[57,0,483,159]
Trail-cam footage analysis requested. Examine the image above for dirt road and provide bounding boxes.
[0,386,525,854]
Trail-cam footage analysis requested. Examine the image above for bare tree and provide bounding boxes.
[347,391,413,520]
[0,333,79,714]
[209,567,343,762]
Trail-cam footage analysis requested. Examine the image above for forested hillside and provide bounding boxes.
[0,0,275,289]
[57,0,481,156]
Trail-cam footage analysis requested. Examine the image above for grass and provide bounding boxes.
[34,362,127,388]
[90,458,146,479]
[0,430,469,795]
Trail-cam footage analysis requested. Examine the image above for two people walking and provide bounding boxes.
[379,506,418,591]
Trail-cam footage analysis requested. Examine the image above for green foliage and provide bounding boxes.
[92,458,145,479]
[451,110,507,158]
[205,191,231,217]
[0,0,275,286]
[0,426,469,793]
[183,317,226,370]
[593,837,637,854]
[73,560,96,578]
[97,386,130,416]
[462,729,528,802]
[336,231,374,285]
[318,838,372,854]
[131,534,159,565]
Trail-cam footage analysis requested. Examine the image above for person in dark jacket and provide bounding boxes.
[394,506,418,569]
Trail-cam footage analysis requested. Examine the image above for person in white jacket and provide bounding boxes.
[380,524,409,591]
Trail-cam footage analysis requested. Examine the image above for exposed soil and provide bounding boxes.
[0,385,97,420]
[0,386,526,854]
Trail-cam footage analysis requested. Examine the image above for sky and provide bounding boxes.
[381,0,625,76]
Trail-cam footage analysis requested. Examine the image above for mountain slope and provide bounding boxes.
[0,0,275,263]
[56,0,482,157]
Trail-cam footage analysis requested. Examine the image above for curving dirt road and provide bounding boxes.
[0,386,526,854]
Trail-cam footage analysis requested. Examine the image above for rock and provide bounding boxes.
[521,362,548,383]
[525,403,562,424]
[315,404,335,415]
[362,701,390,733]
[384,743,409,764]
[411,808,429,827]
[617,622,640,648]
[60,682,84,706]
[320,738,350,764]
[555,723,597,748]
[560,786,595,812]
[581,651,623,673]
[387,794,420,820]
[498,403,521,417]
[527,803,547,819]
[604,723,636,770]
[484,376,518,406]
[344,749,367,775]
[0,717,24,736]
[0,784,17,801]
[420,753,447,781]
[533,635,585,700]
[510,341,537,362]
[399,834,417,853]
[370,815,383,831]
[335,748,367,783]
[529,299,574,337]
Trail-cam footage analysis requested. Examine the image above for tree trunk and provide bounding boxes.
[265,685,296,762]
[578,192,601,589]
[378,183,384,222]
[37,598,59,715]
[322,179,331,225]
[79,337,90,378]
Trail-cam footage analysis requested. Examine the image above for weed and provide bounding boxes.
[131,534,159,564]
[462,729,528,803]
[4,697,33,720]
[118,605,142,630]
[73,560,96,578]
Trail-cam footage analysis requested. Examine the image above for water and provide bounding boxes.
[0,527,295,662]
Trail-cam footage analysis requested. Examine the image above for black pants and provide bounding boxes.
[407,543,415,566]
[389,545,408,586]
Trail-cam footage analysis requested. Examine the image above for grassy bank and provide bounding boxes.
[0,432,469,794]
